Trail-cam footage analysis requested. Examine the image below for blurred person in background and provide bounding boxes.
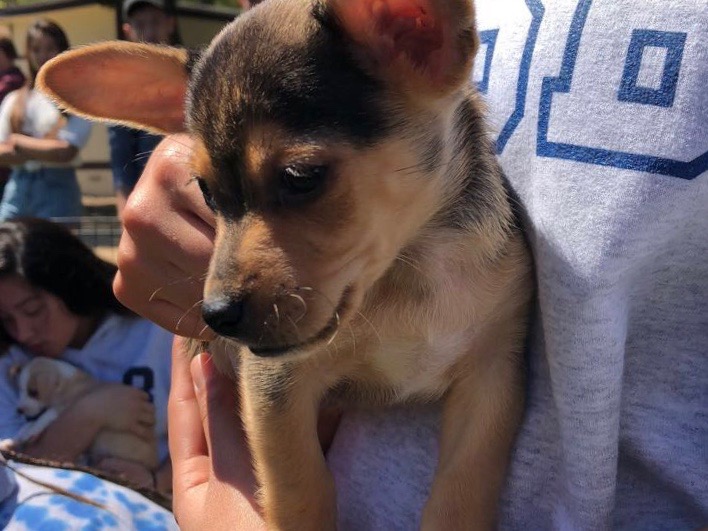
[0,20,91,221]
[0,37,24,111]
[0,37,26,199]
[0,217,173,494]
[108,0,177,220]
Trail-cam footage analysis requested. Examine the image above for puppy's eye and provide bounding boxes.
[28,388,38,399]
[196,177,217,212]
[279,165,327,206]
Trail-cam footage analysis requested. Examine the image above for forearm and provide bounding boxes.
[23,402,102,461]
[12,134,78,163]
[0,142,23,165]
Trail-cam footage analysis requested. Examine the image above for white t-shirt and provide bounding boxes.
[0,314,173,462]
[0,89,91,169]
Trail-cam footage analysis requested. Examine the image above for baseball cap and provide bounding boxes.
[122,0,167,18]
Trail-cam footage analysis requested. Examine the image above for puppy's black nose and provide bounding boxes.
[202,296,244,338]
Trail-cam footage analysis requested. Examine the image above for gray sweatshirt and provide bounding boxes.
[328,0,707,529]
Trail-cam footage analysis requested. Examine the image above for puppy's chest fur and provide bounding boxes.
[338,237,529,401]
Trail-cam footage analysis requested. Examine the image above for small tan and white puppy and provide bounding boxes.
[38,0,535,528]
[0,357,158,470]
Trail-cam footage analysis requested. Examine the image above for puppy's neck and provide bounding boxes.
[359,91,524,328]
[438,92,514,243]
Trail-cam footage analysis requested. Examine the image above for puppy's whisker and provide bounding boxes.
[132,143,194,168]
[175,299,204,332]
[394,156,455,177]
[296,286,338,312]
[323,310,342,351]
[348,324,357,357]
[395,254,426,277]
[355,310,382,346]
[149,275,200,302]
[286,315,300,337]
[326,328,339,347]
[198,324,211,338]
[273,303,281,326]
[287,293,308,323]
[131,149,156,163]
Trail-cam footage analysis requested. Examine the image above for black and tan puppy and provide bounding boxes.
[38,0,533,528]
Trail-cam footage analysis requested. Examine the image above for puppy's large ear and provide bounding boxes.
[326,0,478,97]
[36,41,189,135]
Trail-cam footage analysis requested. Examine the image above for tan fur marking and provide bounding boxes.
[190,139,215,182]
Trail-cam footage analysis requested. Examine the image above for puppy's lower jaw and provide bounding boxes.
[248,285,354,358]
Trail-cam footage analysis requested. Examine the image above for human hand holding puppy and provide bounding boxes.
[168,337,342,530]
[112,134,216,339]
[169,337,264,530]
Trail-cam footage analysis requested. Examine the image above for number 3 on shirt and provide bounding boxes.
[123,367,155,402]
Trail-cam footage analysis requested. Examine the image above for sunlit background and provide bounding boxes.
[1,0,240,257]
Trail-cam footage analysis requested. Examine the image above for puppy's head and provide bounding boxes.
[14,358,81,418]
[39,0,480,356]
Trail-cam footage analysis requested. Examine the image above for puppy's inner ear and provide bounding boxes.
[328,0,478,94]
[36,41,188,135]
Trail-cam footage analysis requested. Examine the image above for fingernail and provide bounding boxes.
[191,353,206,394]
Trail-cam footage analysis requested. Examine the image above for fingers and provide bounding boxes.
[113,134,216,338]
[169,336,210,494]
[190,352,252,485]
[187,346,257,491]
[129,423,155,441]
[139,405,156,427]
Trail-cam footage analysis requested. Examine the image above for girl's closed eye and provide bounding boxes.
[23,303,45,318]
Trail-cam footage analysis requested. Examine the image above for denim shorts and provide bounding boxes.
[0,167,82,221]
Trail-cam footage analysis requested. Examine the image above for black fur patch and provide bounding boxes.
[185,48,203,75]
[433,96,512,233]
[188,1,392,216]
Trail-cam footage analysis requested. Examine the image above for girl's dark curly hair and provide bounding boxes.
[0,218,134,351]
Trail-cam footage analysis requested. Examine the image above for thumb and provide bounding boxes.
[190,353,253,482]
